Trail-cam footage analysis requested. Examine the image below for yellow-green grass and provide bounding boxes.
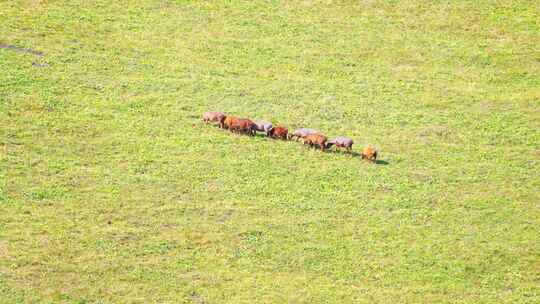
[1,1,539,303]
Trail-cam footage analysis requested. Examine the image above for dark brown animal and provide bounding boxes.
[230,118,256,136]
[303,134,328,151]
[269,127,288,139]
[361,146,378,162]
[203,112,226,126]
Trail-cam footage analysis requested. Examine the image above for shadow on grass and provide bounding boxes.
[307,147,390,165]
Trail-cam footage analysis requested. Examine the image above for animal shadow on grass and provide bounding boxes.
[316,148,390,165]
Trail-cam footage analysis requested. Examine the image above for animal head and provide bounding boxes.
[218,115,228,128]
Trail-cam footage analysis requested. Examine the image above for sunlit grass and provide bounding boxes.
[1,0,539,303]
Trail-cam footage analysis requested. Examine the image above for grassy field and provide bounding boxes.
[1,0,539,303]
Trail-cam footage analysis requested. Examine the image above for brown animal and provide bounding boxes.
[269,127,288,140]
[221,116,237,130]
[303,133,328,151]
[290,128,320,141]
[361,146,378,162]
[230,118,256,136]
[203,112,226,126]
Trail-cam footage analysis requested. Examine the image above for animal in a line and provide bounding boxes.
[361,146,378,162]
[290,128,320,141]
[203,112,226,126]
[326,136,354,152]
[253,121,273,136]
[230,118,256,136]
[303,133,328,151]
[269,126,288,140]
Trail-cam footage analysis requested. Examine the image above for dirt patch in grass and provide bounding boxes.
[0,241,8,258]
[31,62,49,68]
[0,43,43,56]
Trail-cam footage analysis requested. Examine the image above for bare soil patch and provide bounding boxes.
[0,43,43,56]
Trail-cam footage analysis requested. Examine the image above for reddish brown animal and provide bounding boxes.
[269,127,288,140]
[203,112,226,126]
[361,146,378,162]
[303,133,328,151]
[230,118,256,136]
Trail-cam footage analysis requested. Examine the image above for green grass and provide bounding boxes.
[1,0,539,302]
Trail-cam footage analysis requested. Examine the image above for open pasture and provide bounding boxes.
[1,1,539,303]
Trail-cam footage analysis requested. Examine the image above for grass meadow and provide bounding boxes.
[1,0,539,303]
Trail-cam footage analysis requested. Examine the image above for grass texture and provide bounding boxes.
[1,1,539,303]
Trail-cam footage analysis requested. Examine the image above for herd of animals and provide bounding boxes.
[203,111,378,162]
